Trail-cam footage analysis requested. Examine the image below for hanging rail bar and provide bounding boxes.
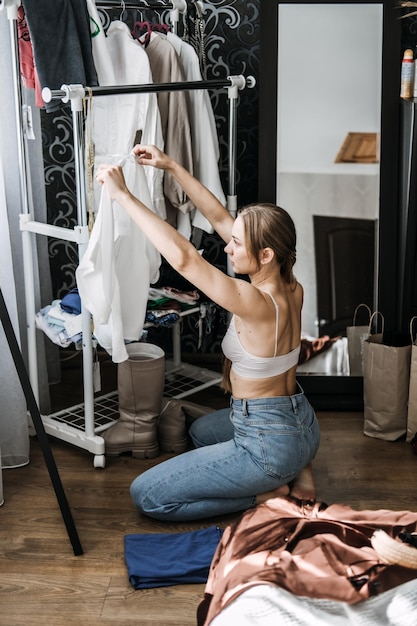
[95,0,187,11]
[42,76,255,105]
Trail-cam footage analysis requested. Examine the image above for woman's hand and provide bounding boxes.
[132,144,174,171]
[95,164,130,203]
[133,144,233,244]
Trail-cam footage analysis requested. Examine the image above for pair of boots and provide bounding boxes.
[103,343,212,458]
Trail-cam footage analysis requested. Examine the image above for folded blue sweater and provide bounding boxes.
[124,526,223,589]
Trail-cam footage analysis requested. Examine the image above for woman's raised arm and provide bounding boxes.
[95,162,260,320]
[133,144,234,244]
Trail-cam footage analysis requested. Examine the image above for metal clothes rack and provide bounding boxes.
[41,76,255,219]
[7,0,255,467]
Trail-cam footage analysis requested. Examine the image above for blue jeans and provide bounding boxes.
[130,388,320,521]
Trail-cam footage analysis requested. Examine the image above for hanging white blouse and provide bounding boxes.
[76,159,160,363]
[91,20,166,219]
[86,0,116,86]
[167,32,226,234]
[144,32,195,239]
[76,20,165,362]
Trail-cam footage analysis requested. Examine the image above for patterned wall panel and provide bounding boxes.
[41,0,260,354]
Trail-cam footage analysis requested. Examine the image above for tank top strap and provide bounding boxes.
[263,291,279,357]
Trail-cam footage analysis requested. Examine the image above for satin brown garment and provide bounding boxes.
[197,498,417,626]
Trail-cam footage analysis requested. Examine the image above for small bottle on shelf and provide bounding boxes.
[414,47,417,98]
[401,49,414,99]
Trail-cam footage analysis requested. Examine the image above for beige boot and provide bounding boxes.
[157,398,212,453]
[104,343,165,459]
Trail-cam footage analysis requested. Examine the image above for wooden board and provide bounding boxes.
[335,132,379,163]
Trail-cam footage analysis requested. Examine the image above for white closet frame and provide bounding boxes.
[5,0,255,467]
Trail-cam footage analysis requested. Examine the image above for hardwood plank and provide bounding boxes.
[314,412,417,510]
[0,573,110,618]
[102,577,205,624]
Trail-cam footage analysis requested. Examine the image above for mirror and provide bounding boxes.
[258,0,401,409]
[276,4,381,341]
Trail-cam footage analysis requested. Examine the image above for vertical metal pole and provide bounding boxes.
[226,75,248,222]
[71,99,95,440]
[227,95,238,218]
[226,77,242,278]
[172,321,181,368]
[170,0,187,35]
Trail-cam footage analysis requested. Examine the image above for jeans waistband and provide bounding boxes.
[231,383,305,415]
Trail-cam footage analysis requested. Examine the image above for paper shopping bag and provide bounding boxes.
[346,304,372,376]
[363,312,411,441]
[407,317,417,443]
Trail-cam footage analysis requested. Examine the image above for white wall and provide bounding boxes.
[277,3,382,173]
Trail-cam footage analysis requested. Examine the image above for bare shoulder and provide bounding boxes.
[294,280,304,305]
[273,281,303,325]
[278,280,303,305]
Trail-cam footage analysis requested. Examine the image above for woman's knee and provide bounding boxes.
[130,467,163,509]
[130,472,181,521]
[188,415,209,447]
[130,474,147,511]
[189,408,233,447]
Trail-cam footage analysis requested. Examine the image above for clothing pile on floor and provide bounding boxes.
[196,498,417,626]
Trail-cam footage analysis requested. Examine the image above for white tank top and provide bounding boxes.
[221,292,301,379]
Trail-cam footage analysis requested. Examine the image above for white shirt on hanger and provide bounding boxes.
[144,31,195,239]
[76,159,160,363]
[86,0,116,86]
[77,19,165,362]
[167,32,226,234]
[92,20,166,219]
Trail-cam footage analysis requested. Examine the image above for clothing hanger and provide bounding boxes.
[132,20,152,46]
[151,23,170,34]
[119,0,126,21]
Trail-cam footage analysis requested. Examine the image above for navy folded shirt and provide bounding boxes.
[124,526,223,589]
[60,288,81,315]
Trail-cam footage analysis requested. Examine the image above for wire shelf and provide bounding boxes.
[165,361,222,399]
[43,392,119,434]
[41,361,221,436]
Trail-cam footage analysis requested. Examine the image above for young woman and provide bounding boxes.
[95,144,320,522]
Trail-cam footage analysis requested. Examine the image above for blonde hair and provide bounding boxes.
[221,203,297,394]
[239,202,297,283]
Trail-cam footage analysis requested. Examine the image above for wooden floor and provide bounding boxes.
[1,352,417,625]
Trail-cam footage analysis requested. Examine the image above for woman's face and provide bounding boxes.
[224,215,258,275]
